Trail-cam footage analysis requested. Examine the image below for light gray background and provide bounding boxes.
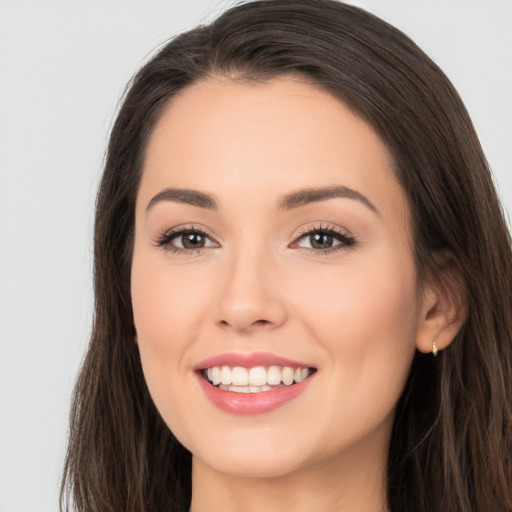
[0,1,510,511]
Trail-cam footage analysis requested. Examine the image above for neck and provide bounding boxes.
[189,440,389,512]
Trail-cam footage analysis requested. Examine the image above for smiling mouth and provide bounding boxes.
[201,365,317,393]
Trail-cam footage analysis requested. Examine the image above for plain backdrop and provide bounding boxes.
[0,1,510,510]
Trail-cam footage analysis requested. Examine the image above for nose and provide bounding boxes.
[215,248,287,334]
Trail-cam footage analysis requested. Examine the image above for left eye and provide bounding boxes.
[295,231,340,250]
[293,228,355,251]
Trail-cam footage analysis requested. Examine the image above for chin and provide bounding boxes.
[184,425,317,479]
[195,447,310,480]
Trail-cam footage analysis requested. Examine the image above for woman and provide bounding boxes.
[60,1,512,511]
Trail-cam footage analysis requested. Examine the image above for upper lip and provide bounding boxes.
[194,352,316,371]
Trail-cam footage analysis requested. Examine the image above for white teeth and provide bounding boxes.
[267,366,282,385]
[221,366,232,385]
[293,368,310,383]
[228,385,250,393]
[204,364,313,390]
[212,366,221,385]
[282,366,294,386]
[232,367,249,386]
[248,366,267,386]
[227,385,273,393]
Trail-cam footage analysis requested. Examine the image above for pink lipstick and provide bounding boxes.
[194,352,316,415]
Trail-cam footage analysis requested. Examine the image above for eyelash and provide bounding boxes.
[155,223,357,256]
[294,223,356,255]
[154,225,216,255]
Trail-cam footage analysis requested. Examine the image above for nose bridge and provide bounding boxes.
[216,237,286,332]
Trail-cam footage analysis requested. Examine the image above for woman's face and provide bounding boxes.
[131,76,426,478]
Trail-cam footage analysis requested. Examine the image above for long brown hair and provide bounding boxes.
[60,1,512,510]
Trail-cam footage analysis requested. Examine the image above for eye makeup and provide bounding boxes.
[153,221,356,256]
[154,224,219,254]
[291,222,356,255]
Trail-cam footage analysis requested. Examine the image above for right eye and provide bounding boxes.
[156,227,219,253]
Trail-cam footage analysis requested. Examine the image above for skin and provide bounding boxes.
[131,76,463,512]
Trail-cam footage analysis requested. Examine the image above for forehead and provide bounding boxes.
[139,75,409,230]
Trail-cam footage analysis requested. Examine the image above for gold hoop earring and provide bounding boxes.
[432,340,438,357]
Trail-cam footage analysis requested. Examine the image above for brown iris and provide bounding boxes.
[181,231,206,249]
[309,232,334,249]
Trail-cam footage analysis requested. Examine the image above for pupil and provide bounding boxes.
[310,232,333,249]
[183,232,204,248]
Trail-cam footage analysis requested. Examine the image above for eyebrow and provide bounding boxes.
[146,185,378,215]
[278,185,378,214]
[146,188,218,211]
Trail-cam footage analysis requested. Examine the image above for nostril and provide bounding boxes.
[217,317,273,331]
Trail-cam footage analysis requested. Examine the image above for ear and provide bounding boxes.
[416,251,468,355]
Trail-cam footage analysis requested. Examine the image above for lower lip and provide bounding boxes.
[196,373,314,415]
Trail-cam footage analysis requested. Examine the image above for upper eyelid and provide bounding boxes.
[295,222,353,239]
[162,224,216,238]
[156,223,354,251]
[153,224,217,247]
[298,223,346,233]
[160,223,350,239]
[290,222,357,252]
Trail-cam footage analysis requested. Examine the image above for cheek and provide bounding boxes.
[298,248,419,348]
[130,252,210,406]
[131,254,212,353]
[292,251,419,414]
[130,253,215,441]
